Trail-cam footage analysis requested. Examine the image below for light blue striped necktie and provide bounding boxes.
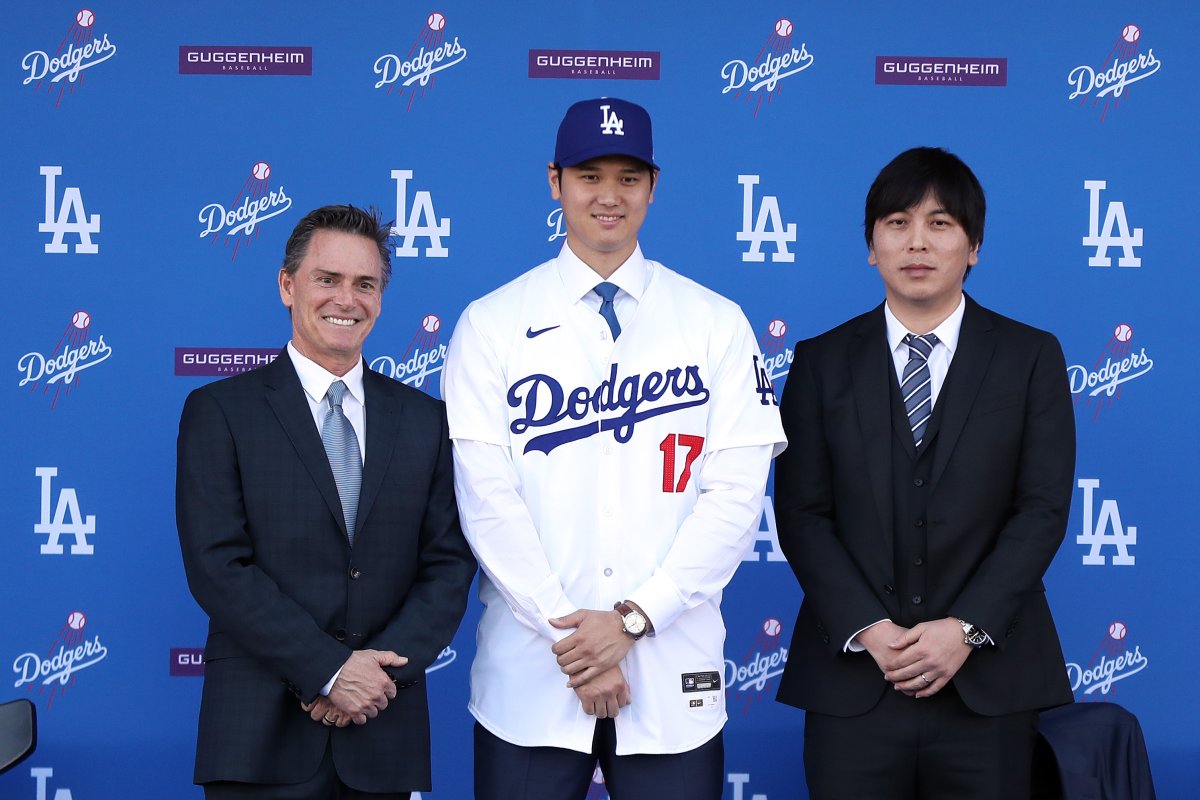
[901,333,939,448]
[321,380,362,544]
[594,282,622,340]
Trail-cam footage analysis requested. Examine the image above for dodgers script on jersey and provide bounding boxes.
[444,245,786,755]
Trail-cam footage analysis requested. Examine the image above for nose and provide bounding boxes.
[596,179,619,206]
[907,224,928,251]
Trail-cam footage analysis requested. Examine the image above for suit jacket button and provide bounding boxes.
[884,584,895,595]
[822,635,830,644]
[349,567,361,579]
[911,595,923,605]
[913,557,924,566]
[913,478,925,487]
[335,629,347,641]
[914,519,924,527]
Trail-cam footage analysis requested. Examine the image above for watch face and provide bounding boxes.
[624,612,647,636]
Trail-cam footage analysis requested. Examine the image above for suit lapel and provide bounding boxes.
[930,296,996,489]
[850,306,896,554]
[356,365,403,539]
[263,350,349,539]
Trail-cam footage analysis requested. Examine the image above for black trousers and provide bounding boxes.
[803,683,1038,800]
[203,739,411,800]
[475,719,724,800]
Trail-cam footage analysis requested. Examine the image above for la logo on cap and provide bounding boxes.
[600,104,625,136]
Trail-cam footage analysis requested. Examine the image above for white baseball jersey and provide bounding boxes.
[443,244,786,755]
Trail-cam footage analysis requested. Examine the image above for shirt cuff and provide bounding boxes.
[845,619,891,652]
[320,665,343,696]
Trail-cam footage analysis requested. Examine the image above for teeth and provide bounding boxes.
[595,215,620,222]
[324,317,356,327]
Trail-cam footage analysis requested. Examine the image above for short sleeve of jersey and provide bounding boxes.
[704,307,787,457]
[443,302,510,446]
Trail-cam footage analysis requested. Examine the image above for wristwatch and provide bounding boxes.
[614,601,649,640]
[958,619,988,648]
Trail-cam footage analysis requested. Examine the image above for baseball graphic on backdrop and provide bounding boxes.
[252,161,271,181]
[775,18,793,37]
[1114,323,1133,342]
[72,310,91,329]
[76,8,94,27]
[422,314,441,333]
[1109,621,1127,640]
[1122,24,1141,43]
[767,319,787,338]
[68,610,87,630]
[763,617,782,636]
[428,12,446,31]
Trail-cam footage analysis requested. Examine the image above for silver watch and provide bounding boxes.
[958,619,988,648]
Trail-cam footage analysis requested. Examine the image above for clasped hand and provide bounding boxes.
[301,648,408,726]
[550,609,634,718]
[857,618,972,699]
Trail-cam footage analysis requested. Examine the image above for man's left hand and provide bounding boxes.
[302,696,351,728]
[550,609,635,688]
[883,617,973,698]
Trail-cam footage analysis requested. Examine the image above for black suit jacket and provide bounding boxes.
[775,296,1074,718]
[176,350,476,792]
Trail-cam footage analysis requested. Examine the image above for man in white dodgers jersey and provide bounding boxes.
[443,97,786,799]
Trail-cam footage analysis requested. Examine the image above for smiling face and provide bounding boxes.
[278,228,383,376]
[548,155,657,278]
[868,192,979,324]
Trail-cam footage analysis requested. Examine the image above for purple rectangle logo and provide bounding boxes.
[179,46,312,76]
[175,347,278,376]
[529,49,660,80]
[170,647,205,677]
[875,56,1007,87]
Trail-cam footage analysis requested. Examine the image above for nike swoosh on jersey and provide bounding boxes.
[526,325,561,338]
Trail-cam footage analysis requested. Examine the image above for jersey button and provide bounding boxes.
[603,568,613,577]
[602,506,613,517]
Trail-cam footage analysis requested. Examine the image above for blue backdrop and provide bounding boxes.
[3,2,1196,797]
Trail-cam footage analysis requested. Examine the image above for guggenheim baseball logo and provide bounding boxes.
[721,18,814,116]
[529,49,660,80]
[175,347,278,377]
[21,8,117,106]
[13,611,108,707]
[171,647,205,677]
[1068,24,1161,122]
[876,56,1007,87]
[374,11,468,111]
[179,45,312,75]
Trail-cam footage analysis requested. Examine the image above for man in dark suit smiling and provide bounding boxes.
[177,205,475,799]
[774,149,1074,799]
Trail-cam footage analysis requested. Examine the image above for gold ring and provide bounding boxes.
[323,714,336,725]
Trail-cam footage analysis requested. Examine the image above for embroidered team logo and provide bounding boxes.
[12,610,109,708]
[1077,478,1137,566]
[21,9,118,107]
[369,313,447,397]
[198,161,292,261]
[720,18,814,116]
[18,310,112,408]
[1083,179,1143,267]
[1067,24,1161,122]
[1068,323,1153,420]
[599,103,624,135]
[373,11,468,112]
[758,318,793,389]
[1065,621,1148,701]
[725,617,789,715]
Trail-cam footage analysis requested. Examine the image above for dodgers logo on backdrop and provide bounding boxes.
[369,314,447,397]
[721,18,814,117]
[1068,323,1153,420]
[392,170,450,257]
[528,49,660,80]
[738,175,796,263]
[546,207,567,243]
[1066,621,1149,700]
[1077,478,1137,566]
[175,347,278,377]
[758,318,793,389]
[373,11,468,111]
[18,311,112,409]
[725,618,788,715]
[21,9,117,107]
[1083,180,1143,267]
[40,166,100,254]
[424,646,457,675]
[508,363,710,455]
[34,467,97,556]
[1067,24,1161,122]
[12,611,108,707]
[198,161,292,261]
[178,45,312,75]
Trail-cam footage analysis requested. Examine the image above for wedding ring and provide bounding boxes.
[920,673,932,685]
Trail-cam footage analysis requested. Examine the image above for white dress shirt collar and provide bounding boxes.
[556,242,650,305]
[884,294,967,359]
[287,342,366,407]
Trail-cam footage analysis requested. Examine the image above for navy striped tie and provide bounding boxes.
[594,282,622,340]
[321,380,362,544]
[901,333,939,448]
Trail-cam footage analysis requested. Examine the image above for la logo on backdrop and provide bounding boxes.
[720,18,814,117]
[11,610,109,708]
[1067,23,1161,122]
[198,161,293,261]
[374,11,468,111]
[21,8,117,107]
[17,311,112,409]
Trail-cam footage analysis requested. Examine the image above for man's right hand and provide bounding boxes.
[328,649,408,725]
[854,620,913,675]
[572,665,631,719]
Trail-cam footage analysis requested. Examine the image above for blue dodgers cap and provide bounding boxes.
[554,97,660,170]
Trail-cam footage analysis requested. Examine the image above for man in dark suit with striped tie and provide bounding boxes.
[774,148,1075,799]
[177,205,476,798]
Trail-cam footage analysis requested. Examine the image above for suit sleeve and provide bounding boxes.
[176,387,350,701]
[362,405,477,684]
[948,333,1076,641]
[775,340,893,650]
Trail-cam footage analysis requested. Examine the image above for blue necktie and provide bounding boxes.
[901,333,939,448]
[321,380,362,544]
[594,282,622,341]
